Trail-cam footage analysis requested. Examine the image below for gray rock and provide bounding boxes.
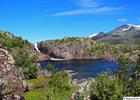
[0,48,24,100]
[38,39,115,60]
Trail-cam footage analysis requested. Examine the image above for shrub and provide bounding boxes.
[45,63,57,74]
[90,73,124,100]
[45,71,74,99]
[0,31,29,52]
[89,55,140,100]
[23,71,75,100]
[27,77,48,90]
[12,48,38,80]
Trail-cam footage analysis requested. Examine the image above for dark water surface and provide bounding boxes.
[39,59,118,79]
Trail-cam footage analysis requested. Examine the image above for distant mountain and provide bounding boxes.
[91,24,140,44]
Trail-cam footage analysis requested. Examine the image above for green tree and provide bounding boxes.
[12,49,38,80]
[89,55,140,100]
[90,73,124,100]
[49,70,71,92]
[117,55,132,81]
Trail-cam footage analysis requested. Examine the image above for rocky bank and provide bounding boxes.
[0,48,25,100]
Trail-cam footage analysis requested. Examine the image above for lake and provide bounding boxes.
[39,59,118,79]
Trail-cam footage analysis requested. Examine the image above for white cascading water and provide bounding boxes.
[34,43,40,53]
[50,58,66,61]
[34,43,65,61]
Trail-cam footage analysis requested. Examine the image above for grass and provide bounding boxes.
[23,90,47,100]
[23,89,74,100]
[23,71,76,100]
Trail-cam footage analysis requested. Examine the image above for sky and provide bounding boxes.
[0,0,140,43]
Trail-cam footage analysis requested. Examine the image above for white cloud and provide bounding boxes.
[53,7,122,16]
[118,18,127,22]
[77,0,98,7]
[52,0,122,16]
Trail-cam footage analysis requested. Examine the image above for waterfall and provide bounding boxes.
[34,43,40,53]
[50,58,66,61]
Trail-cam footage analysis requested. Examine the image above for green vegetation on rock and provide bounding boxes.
[23,90,46,100]
[88,42,112,55]
[89,56,140,100]
[23,70,75,100]
[0,31,38,80]
[0,31,29,51]
[12,48,38,80]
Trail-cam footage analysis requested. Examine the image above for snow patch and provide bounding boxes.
[121,24,140,31]
[88,33,98,38]
[122,25,132,31]
[127,24,140,28]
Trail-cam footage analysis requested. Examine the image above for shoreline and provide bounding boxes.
[37,57,114,62]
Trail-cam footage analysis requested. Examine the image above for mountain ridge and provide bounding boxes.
[90,24,140,44]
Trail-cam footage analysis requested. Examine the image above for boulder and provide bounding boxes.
[0,48,24,100]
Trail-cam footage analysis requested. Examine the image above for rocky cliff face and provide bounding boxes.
[38,41,90,60]
[0,48,24,100]
[38,38,116,60]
